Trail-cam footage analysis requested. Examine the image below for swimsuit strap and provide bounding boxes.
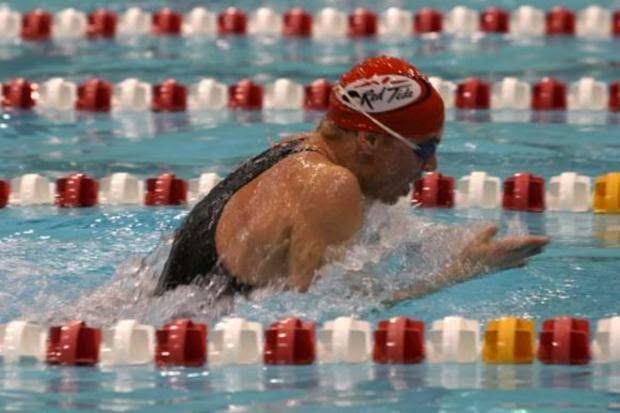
[299,144,337,164]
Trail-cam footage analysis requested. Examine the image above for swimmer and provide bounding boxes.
[155,55,549,302]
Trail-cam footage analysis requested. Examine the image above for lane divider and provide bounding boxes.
[1,171,619,214]
[1,6,619,40]
[0,179,8,208]
[2,172,220,208]
[210,318,264,365]
[427,317,480,363]
[101,320,154,366]
[155,319,207,367]
[432,77,620,111]
[482,318,535,363]
[264,318,316,365]
[1,76,619,112]
[413,171,619,213]
[1,77,333,112]
[1,315,619,366]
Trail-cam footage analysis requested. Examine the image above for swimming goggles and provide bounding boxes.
[334,84,439,161]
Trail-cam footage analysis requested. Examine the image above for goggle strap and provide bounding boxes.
[334,84,421,151]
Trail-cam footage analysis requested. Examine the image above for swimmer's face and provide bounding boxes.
[360,132,440,205]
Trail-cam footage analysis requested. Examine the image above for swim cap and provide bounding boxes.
[326,55,444,141]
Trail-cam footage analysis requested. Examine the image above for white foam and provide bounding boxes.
[15,199,529,327]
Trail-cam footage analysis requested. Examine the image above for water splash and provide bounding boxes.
[21,198,493,326]
[233,200,476,324]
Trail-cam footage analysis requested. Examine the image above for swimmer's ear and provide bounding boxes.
[356,131,380,155]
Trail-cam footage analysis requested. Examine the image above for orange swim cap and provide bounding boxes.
[326,55,444,141]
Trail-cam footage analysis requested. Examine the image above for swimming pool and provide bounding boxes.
[1,0,620,411]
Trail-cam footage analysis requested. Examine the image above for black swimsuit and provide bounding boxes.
[155,138,313,296]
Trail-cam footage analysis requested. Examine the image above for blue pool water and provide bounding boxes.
[1,0,620,411]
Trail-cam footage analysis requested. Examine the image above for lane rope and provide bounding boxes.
[1,6,619,40]
[1,76,619,112]
[1,171,619,213]
[0,315,617,366]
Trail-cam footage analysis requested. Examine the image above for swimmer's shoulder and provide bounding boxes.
[281,150,362,200]
[276,151,363,240]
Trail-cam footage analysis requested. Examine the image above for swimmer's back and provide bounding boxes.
[215,146,363,289]
[155,136,363,295]
[154,138,307,295]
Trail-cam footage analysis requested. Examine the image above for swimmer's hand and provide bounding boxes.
[451,224,549,274]
[388,224,550,304]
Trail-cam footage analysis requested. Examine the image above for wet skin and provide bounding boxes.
[215,125,549,299]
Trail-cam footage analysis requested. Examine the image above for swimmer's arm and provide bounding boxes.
[286,224,328,292]
[386,225,550,305]
[384,259,481,305]
[286,168,363,292]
